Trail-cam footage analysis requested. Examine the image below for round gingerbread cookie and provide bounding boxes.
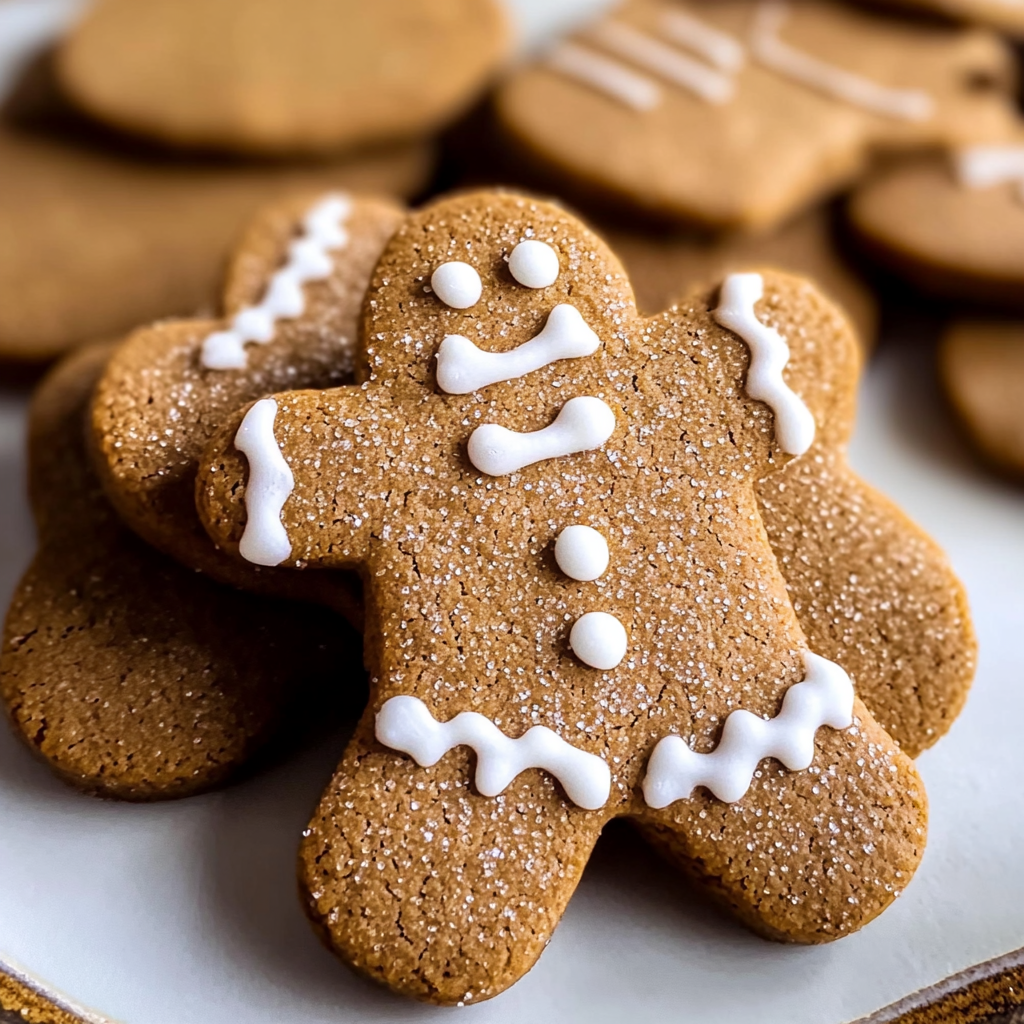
[1,343,365,801]
[57,0,509,156]
[197,191,928,1003]
[941,319,1024,476]
[495,0,1016,230]
[848,143,1024,309]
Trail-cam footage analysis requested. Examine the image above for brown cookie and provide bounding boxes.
[848,143,1024,309]
[1,342,365,801]
[495,0,1016,231]
[941,319,1024,475]
[91,191,407,622]
[0,117,431,362]
[604,205,878,347]
[57,0,509,156]
[197,192,927,1003]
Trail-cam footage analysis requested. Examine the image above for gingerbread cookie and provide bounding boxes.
[197,192,927,1003]
[604,205,878,347]
[941,319,1024,475]
[848,142,1024,309]
[0,98,431,362]
[1,343,365,801]
[494,0,1016,231]
[91,190,406,621]
[57,0,508,157]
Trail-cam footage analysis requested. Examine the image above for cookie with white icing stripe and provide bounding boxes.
[56,0,509,157]
[941,319,1024,476]
[495,0,1016,230]
[1,343,364,800]
[90,191,406,620]
[848,143,1024,309]
[196,191,927,1003]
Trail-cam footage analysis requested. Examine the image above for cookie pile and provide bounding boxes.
[0,0,1002,1009]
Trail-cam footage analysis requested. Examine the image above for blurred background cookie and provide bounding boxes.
[848,142,1024,309]
[57,0,510,156]
[494,0,1017,231]
[0,57,432,362]
[941,319,1024,475]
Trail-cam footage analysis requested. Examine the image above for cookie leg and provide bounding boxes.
[636,697,927,944]
[299,716,608,1006]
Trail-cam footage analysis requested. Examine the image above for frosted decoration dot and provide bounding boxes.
[509,240,560,289]
[555,526,610,582]
[431,262,482,309]
[570,612,627,670]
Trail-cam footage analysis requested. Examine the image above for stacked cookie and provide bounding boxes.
[0,0,1000,1009]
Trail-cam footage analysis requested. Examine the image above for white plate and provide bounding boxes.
[2,3,1024,1022]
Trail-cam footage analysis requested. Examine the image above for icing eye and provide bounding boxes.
[431,261,482,309]
[509,240,559,289]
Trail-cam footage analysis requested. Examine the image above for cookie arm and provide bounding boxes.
[196,385,391,569]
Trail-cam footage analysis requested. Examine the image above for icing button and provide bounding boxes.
[431,261,482,309]
[509,240,560,288]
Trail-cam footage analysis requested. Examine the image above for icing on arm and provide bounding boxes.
[202,193,352,370]
[235,398,294,566]
[658,8,745,73]
[751,1,933,122]
[436,304,600,394]
[712,272,816,456]
[585,20,735,105]
[376,695,612,810]
[468,396,616,476]
[642,652,854,807]
[956,145,1024,203]
[544,41,663,112]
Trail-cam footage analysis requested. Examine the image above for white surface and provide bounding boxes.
[3,1,1024,1022]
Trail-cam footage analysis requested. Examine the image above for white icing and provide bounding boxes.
[508,240,560,289]
[751,2,933,122]
[375,695,612,810]
[468,396,616,476]
[431,261,482,309]
[569,611,628,670]
[712,272,816,457]
[544,40,663,112]
[555,525,609,582]
[235,398,294,567]
[956,145,1024,203]
[201,194,351,370]
[586,19,734,105]
[658,8,745,74]
[436,304,600,395]
[642,651,855,807]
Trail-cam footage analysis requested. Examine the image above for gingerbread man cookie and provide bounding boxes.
[197,192,927,1003]
[1,343,364,801]
[57,0,509,156]
[91,190,406,621]
[941,319,1024,476]
[848,140,1024,309]
[495,0,1016,230]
